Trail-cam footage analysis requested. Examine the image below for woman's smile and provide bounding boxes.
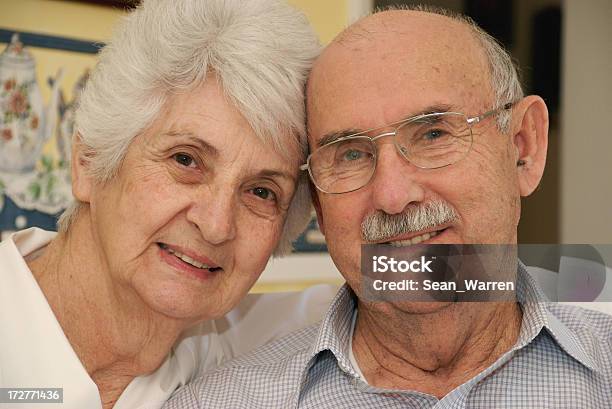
[157,242,223,280]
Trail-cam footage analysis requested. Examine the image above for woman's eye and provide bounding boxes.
[173,152,196,168]
[251,187,276,202]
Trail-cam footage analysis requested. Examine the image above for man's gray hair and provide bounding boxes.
[375,4,524,133]
[58,0,321,255]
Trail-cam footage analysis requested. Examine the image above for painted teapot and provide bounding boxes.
[0,33,63,173]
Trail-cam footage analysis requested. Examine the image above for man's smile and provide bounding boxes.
[375,225,452,247]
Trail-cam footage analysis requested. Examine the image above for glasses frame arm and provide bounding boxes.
[467,102,514,126]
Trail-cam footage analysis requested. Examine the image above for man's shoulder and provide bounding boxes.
[208,284,337,362]
[548,302,612,336]
[545,302,612,367]
[164,324,321,408]
[218,322,319,369]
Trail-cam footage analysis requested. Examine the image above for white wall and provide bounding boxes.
[560,0,612,243]
[260,253,342,286]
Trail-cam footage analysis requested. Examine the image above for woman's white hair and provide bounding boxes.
[58,0,321,255]
[376,4,524,133]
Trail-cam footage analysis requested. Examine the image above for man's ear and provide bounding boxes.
[71,133,93,203]
[309,182,325,236]
[511,95,549,196]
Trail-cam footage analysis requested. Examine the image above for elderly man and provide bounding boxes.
[164,6,612,408]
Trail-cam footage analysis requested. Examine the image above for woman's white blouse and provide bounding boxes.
[0,228,337,409]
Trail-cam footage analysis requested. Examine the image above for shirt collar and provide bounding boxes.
[303,261,603,387]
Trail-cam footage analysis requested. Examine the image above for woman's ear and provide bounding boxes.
[71,133,93,203]
[511,95,549,196]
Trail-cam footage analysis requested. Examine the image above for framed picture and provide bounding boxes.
[0,29,101,239]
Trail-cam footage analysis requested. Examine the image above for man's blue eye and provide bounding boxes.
[174,153,195,167]
[344,150,363,161]
[424,130,443,140]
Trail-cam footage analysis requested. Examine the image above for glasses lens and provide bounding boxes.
[309,137,376,193]
[395,112,472,168]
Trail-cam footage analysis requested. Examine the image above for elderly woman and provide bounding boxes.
[0,0,332,408]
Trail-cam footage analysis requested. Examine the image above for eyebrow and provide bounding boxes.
[161,131,219,157]
[317,129,362,148]
[315,103,455,148]
[256,169,297,184]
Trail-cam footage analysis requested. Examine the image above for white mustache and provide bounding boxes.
[361,201,458,242]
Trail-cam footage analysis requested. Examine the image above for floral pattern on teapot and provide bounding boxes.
[0,34,62,173]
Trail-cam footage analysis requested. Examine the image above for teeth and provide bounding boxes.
[389,230,439,247]
[162,245,212,269]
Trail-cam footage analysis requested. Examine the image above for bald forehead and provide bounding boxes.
[337,10,474,45]
[308,10,493,135]
[315,10,488,81]
[331,10,483,64]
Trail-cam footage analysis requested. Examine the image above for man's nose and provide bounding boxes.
[370,142,425,214]
[186,186,237,245]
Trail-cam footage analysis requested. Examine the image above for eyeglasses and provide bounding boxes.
[301,102,514,194]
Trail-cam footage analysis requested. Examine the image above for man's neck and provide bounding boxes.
[352,299,522,398]
[27,214,187,408]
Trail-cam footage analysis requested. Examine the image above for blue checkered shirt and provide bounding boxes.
[164,265,612,408]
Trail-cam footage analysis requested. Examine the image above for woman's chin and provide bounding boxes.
[131,276,220,321]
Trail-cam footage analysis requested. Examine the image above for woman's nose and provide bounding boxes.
[186,187,237,245]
